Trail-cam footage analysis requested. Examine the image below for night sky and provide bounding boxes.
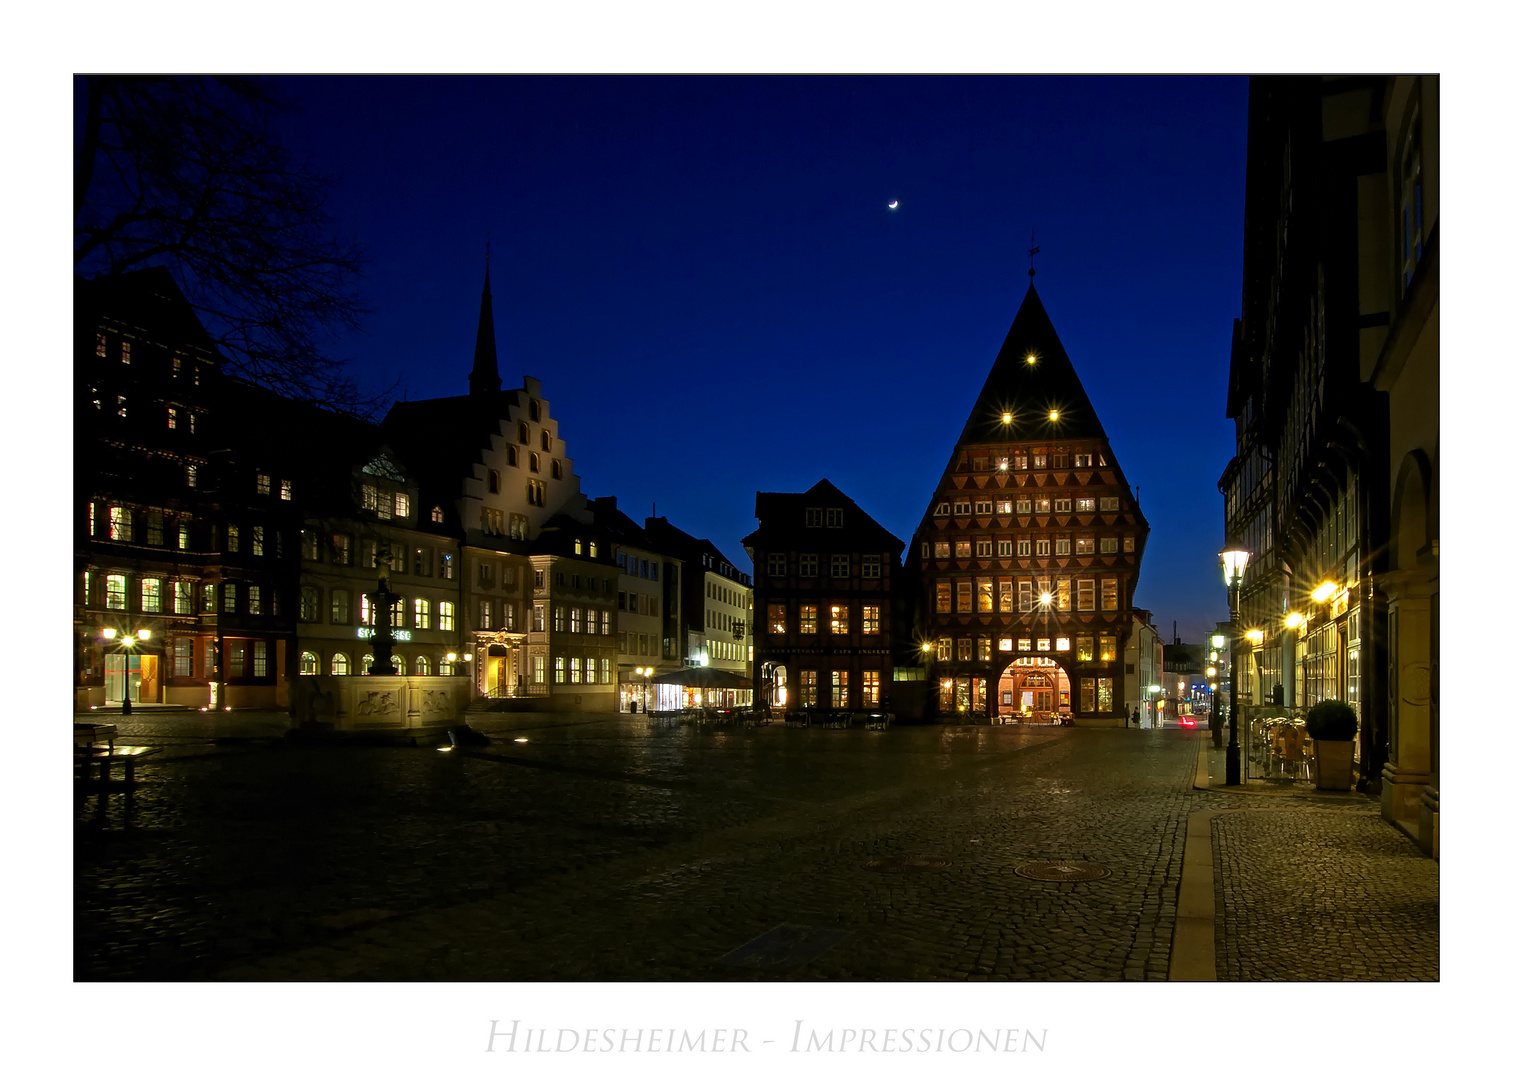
[270,75,1247,642]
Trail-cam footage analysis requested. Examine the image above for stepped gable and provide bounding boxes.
[955,283,1107,445]
[380,390,521,504]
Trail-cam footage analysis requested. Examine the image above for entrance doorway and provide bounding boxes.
[105,653,159,705]
[996,658,1070,722]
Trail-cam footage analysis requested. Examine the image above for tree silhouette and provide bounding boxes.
[75,75,386,416]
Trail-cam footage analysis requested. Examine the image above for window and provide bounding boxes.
[799,554,818,577]
[331,653,350,676]
[954,540,971,559]
[829,604,849,634]
[1017,638,1031,652]
[1076,636,1094,661]
[997,581,1013,612]
[1101,579,1118,611]
[117,395,128,418]
[1036,497,1051,514]
[528,479,545,506]
[1400,114,1424,291]
[223,583,237,612]
[281,479,293,501]
[1077,579,1095,611]
[167,406,178,430]
[979,638,993,662]
[935,581,951,613]
[173,581,193,615]
[830,554,849,577]
[438,601,455,631]
[862,605,880,634]
[956,580,971,612]
[108,505,132,542]
[977,578,993,612]
[767,553,787,576]
[394,493,409,518]
[121,341,131,364]
[441,554,454,579]
[551,459,562,479]
[936,638,951,662]
[105,574,127,610]
[331,589,350,624]
[331,534,350,565]
[248,586,263,615]
[1075,453,1094,468]
[1035,538,1050,556]
[178,523,190,550]
[529,453,540,473]
[975,539,992,557]
[1016,498,1031,515]
[768,604,787,634]
[519,420,530,443]
[95,333,107,357]
[1076,537,1094,555]
[1014,454,1028,471]
[831,671,849,708]
[862,670,880,707]
[414,655,430,676]
[958,638,971,661]
[1053,452,1068,469]
[826,508,843,527]
[553,605,567,632]
[569,607,583,633]
[996,540,1013,557]
[253,641,268,677]
[1124,536,1136,553]
[932,542,949,560]
[1057,578,1070,611]
[1018,580,1033,612]
[799,604,818,635]
[140,578,161,612]
[1100,537,1118,554]
[553,656,565,684]
[541,429,552,452]
[1076,497,1096,513]
[1053,498,1072,513]
[300,587,319,622]
[570,657,582,683]
[185,464,198,488]
[1100,497,1120,511]
[1080,678,1096,713]
[1033,453,1047,469]
[1097,678,1113,712]
[252,525,264,556]
[954,500,970,516]
[799,670,819,707]
[1055,537,1071,555]
[975,500,992,516]
[226,525,240,554]
[1099,634,1118,662]
[176,639,196,677]
[934,502,950,518]
[1017,538,1031,557]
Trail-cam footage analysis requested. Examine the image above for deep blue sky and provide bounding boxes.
[271,75,1247,643]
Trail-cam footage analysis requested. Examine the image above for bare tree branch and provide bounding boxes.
[75,75,392,418]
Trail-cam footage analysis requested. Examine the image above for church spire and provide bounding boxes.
[469,243,501,396]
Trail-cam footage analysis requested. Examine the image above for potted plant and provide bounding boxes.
[1305,699,1358,791]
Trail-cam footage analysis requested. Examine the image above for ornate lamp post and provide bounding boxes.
[102,627,151,715]
[1219,548,1251,785]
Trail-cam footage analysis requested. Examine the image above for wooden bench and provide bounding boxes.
[76,724,161,785]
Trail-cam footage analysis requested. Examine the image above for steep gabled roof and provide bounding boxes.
[75,266,221,357]
[956,283,1107,445]
[743,478,904,553]
[380,391,522,499]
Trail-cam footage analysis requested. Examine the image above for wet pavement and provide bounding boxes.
[72,712,1438,981]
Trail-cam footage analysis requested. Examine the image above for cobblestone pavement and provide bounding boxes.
[72,714,1437,981]
[1212,806,1439,980]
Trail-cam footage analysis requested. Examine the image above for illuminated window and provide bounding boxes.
[331,653,350,676]
[1053,498,1072,513]
[862,606,880,634]
[977,579,993,612]
[829,604,849,634]
[140,578,161,612]
[175,639,195,677]
[958,638,971,660]
[768,604,787,634]
[1036,497,1052,514]
[252,525,264,556]
[117,395,127,418]
[331,534,350,565]
[1076,636,1094,661]
[186,464,197,488]
[1033,453,1047,469]
[121,341,131,364]
[862,671,880,707]
[1099,634,1118,662]
[248,586,262,615]
[800,670,818,707]
[1037,638,1050,652]
[1018,638,1031,652]
[935,581,951,613]
[441,554,454,579]
[1076,579,1094,611]
[1101,579,1118,611]
[394,493,409,518]
[1055,636,1070,652]
[532,655,545,683]
[1076,537,1094,555]
[1014,454,1028,471]
[831,670,850,708]
[1124,536,1135,552]
[415,655,430,675]
[978,638,992,661]
[1074,453,1094,468]
[167,406,178,430]
[1076,497,1096,513]
[1097,678,1113,711]
[173,581,193,615]
[257,474,271,496]
[95,333,107,357]
[108,505,132,542]
[1080,678,1096,713]
[933,542,950,560]
[937,638,951,662]
[438,601,455,631]
[1057,578,1071,611]
[954,540,971,559]
[223,583,237,612]
[956,580,972,612]
[997,582,1013,612]
[799,605,818,634]
[996,500,1013,515]
[412,598,430,629]
[554,656,565,683]
[570,657,581,683]
[280,479,293,501]
[253,641,268,677]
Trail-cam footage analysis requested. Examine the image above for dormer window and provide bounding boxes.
[529,399,540,421]
[431,506,444,523]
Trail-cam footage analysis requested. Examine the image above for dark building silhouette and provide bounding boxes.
[906,282,1149,723]
[743,479,907,715]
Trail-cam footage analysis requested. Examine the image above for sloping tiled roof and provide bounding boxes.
[380,391,521,502]
[76,266,220,357]
[955,283,1108,445]
[743,478,904,553]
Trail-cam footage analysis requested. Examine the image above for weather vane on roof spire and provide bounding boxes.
[1028,229,1041,282]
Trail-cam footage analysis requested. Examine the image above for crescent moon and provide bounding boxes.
[887,200,899,209]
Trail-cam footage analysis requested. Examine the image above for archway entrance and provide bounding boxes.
[997,657,1071,723]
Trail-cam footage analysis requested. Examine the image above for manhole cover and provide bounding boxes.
[862,856,952,874]
[1013,861,1109,882]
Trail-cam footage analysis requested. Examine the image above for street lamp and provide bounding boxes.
[102,627,151,716]
[1219,547,1251,785]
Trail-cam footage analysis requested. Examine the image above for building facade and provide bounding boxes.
[908,282,1150,724]
[589,497,685,712]
[1219,76,1437,853]
[642,517,753,682]
[743,479,905,714]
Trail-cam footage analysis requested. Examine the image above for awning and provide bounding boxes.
[648,666,753,689]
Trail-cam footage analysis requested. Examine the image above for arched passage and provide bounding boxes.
[996,657,1072,722]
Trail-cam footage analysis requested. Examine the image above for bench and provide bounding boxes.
[76,724,161,785]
